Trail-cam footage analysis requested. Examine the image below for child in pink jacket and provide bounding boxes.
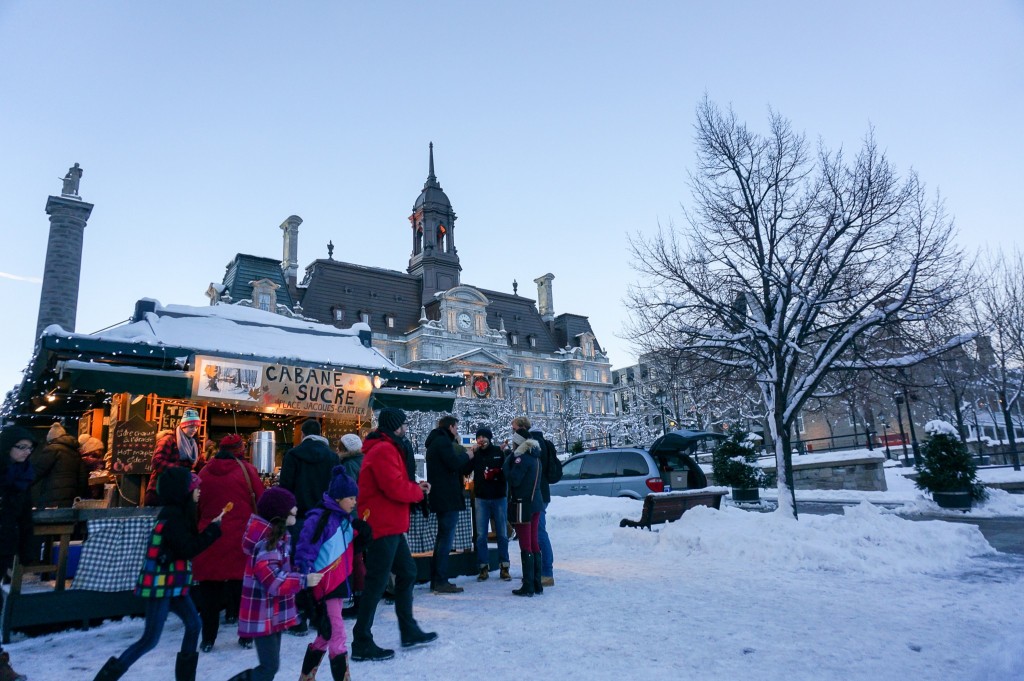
[227,487,322,681]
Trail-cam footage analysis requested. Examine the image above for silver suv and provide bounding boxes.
[550,447,704,500]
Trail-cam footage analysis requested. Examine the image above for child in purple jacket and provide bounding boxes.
[294,466,372,681]
[227,487,322,681]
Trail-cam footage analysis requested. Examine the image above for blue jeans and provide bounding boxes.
[118,595,201,669]
[474,497,509,566]
[538,502,554,577]
[431,510,460,585]
[249,632,281,681]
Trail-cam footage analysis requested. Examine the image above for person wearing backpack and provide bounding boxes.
[294,466,372,681]
[529,425,561,588]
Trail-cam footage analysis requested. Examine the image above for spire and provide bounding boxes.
[424,142,439,189]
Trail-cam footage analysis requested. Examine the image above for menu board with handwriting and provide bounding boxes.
[111,416,158,475]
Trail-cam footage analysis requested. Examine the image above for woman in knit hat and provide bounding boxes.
[146,409,206,506]
[93,468,224,681]
[0,425,36,681]
[294,466,372,680]
[502,426,543,597]
[230,487,323,681]
[193,434,266,654]
[32,420,87,508]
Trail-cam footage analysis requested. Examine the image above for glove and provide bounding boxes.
[483,467,501,481]
[352,518,373,552]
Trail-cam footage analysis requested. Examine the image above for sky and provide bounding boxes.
[1,1,1022,397]
[6,466,1024,680]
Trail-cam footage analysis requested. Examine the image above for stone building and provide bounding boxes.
[207,145,616,448]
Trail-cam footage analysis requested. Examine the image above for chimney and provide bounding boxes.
[534,273,555,322]
[36,164,94,339]
[280,215,302,290]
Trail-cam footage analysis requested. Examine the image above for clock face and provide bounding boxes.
[457,312,472,330]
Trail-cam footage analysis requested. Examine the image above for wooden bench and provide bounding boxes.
[619,488,728,530]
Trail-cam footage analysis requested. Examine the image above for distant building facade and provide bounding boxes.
[207,145,615,447]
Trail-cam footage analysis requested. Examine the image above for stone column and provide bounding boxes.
[35,194,94,339]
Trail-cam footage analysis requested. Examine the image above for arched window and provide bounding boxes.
[414,224,424,255]
[437,224,447,253]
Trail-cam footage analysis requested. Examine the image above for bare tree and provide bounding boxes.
[627,100,965,518]
[969,249,1024,469]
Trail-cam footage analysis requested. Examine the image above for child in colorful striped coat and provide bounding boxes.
[93,467,223,681]
[227,487,323,681]
[294,466,372,681]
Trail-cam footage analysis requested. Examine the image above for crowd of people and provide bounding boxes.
[0,407,561,681]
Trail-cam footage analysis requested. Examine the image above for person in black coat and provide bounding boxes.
[503,423,543,597]
[0,425,36,681]
[469,427,511,581]
[424,416,473,593]
[278,417,338,633]
[32,421,87,508]
[530,427,559,587]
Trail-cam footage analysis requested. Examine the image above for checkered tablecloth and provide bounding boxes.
[71,516,156,592]
[407,501,474,554]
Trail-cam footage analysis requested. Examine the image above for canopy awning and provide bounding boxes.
[371,388,457,413]
[58,360,193,398]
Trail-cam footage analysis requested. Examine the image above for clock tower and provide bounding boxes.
[408,143,461,305]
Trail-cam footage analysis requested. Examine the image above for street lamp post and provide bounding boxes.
[655,389,668,436]
[893,391,910,465]
[903,387,921,466]
[878,412,892,460]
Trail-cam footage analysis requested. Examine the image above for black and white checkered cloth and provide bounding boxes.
[407,503,474,554]
[71,516,156,592]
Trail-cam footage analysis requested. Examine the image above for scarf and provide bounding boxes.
[3,459,35,491]
[176,427,199,463]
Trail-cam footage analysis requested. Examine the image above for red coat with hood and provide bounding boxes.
[192,451,265,582]
[359,431,425,538]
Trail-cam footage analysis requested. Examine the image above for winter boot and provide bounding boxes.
[0,652,26,681]
[175,651,199,681]
[512,551,534,597]
[499,562,511,581]
[477,564,489,581]
[329,654,351,681]
[532,552,544,594]
[299,644,326,681]
[92,656,126,681]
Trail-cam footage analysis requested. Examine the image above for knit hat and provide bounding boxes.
[257,487,296,522]
[80,436,104,455]
[188,472,201,492]
[179,409,201,428]
[339,433,362,453]
[1,425,35,455]
[78,433,91,446]
[327,465,359,500]
[475,427,493,441]
[220,433,246,454]
[47,422,67,442]
[377,408,406,433]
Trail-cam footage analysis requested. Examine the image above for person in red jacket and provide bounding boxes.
[192,434,265,653]
[351,408,437,662]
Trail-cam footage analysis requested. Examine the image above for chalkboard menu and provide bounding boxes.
[322,418,361,453]
[111,416,158,475]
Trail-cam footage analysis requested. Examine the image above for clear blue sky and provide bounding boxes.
[1,1,1021,395]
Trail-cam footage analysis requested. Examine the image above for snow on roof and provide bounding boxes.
[47,301,402,371]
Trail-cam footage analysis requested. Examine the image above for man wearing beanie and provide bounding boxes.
[352,408,437,661]
[469,426,511,581]
[279,417,339,635]
[425,416,473,593]
[32,421,87,508]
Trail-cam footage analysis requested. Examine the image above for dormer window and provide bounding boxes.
[385,314,395,329]
[333,307,345,322]
[510,332,519,346]
[528,335,537,348]
[360,311,370,324]
[249,279,279,313]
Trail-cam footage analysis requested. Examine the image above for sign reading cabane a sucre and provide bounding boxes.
[191,355,373,420]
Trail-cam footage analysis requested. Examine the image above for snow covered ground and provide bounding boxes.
[6,465,1024,680]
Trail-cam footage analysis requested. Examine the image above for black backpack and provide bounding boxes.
[543,439,563,484]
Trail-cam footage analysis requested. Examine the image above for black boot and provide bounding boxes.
[532,551,544,594]
[300,644,326,681]
[512,551,534,597]
[175,651,199,681]
[329,654,351,681]
[93,656,126,681]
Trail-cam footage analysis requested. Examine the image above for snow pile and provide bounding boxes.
[924,419,959,437]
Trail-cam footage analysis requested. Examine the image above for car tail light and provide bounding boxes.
[645,477,664,492]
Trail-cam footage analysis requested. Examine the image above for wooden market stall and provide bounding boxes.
[1,299,462,640]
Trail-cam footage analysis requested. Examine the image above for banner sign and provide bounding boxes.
[191,355,374,420]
